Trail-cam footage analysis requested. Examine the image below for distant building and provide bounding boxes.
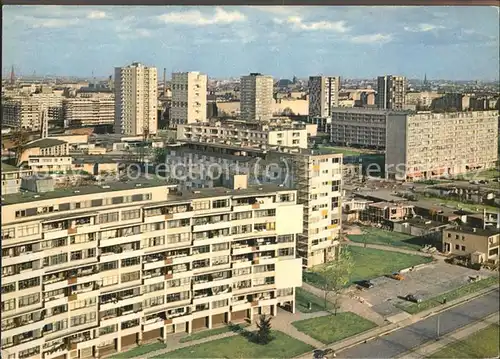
[431,93,470,111]
[386,110,499,181]
[114,62,158,136]
[170,72,208,128]
[377,75,407,110]
[63,97,115,127]
[308,76,340,117]
[443,227,499,264]
[240,73,274,121]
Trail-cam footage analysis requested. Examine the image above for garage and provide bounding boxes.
[98,344,116,357]
[143,328,162,342]
[211,313,226,327]
[175,322,188,333]
[231,310,247,323]
[121,333,137,348]
[192,317,208,332]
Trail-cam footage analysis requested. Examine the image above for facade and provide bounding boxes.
[377,75,407,110]
[240,73,274,121]
[361,202,415,223]
[17,138,71,172]
[176,120,308,149]
[114,63,158,136]
[63,98,115,127]
[2,96,42,131]
[1,163,33,195]
[170,72,208,128]
[329,108,407,148]
[165,142,343,268]
[442,227,499,264]
[1,177,303,359]
[386,110,499,181]
[430,93,470,112]
[308,76,340,117]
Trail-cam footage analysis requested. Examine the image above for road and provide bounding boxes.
[338,288,499,358]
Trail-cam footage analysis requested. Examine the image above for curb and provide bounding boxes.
[293,284,499,359]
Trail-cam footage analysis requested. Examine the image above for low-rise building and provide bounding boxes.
[361,201,415,223]
[1,176,303,359]
[1,162,33,195]
[442,227,499,264]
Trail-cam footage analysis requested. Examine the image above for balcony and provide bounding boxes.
[232,259,252,269]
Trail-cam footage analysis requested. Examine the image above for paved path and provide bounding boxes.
[397,312,499,359]
[302,282,387,326]
[337,288,499,358]
[345,241,433,257]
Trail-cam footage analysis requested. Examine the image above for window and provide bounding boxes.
[193,201,210,210]
[18,277,40,290]
[212,256,229,266]
[461,245,466,251]
[70,312,96,327]
[2,298,16,311]
[455,244,460,250]
[100,261,118,272]
[18,293,40,308]
[101,275,119,287]
[2,283,16,294]
[121,271,140,283]
[43,253,68,267]
[98,212,119,224]
[121,209,141,221]
[142,222,165,232]
[17,224,39,237]
[212,243,229,252]
[212,199,229,209]
[121,257,140,267]
[167,233,190,244]
[144,295,164,308]
[19,347,40,359]
[1,228,15,239]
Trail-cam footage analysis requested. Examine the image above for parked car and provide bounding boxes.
[405,294,423,303]
[357,280,374,289]
[391,272,405,281]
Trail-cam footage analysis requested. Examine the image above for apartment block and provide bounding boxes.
[2,96,42,131]
[377,75,407,110]
[114,62,158,136]
[240,73,274,121]
[16,138,71,171]
[170,72,208,128]
[63,97,115,127]
[443,227,499,264]
[329,108,406,149]
[386,110,499,181]
[308,76,340,117]
[1,177,303,359]
[176,120,308,149]
[165,142,343,268]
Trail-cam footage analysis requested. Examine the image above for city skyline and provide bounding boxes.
[3,5,499,81]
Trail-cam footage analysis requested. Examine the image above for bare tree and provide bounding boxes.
[313,247,354,315]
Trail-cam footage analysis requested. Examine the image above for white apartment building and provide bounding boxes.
[386,110,499,181]
[2,96,42,131]
[166,142,343,267]
[377,75,407,110]
[1,177,303,359]
[329,108,407,149]
[63,98,115,127]
[308,76,340,117]
[114,63,158,136]
[176,120,308,149]
[170,72,208,128]
[240,73,274,122]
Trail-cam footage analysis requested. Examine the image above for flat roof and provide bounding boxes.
[1,178,176,205]
[444,226,499,237]
[1,162,20,172]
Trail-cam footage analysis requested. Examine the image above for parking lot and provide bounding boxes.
[353,260,492,317]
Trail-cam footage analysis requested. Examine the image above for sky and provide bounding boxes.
[3,5,499,81]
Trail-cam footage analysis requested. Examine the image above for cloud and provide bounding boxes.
[275,16,349,32]
[251,6,303,15]
[404,23,445,32]
[87,11,107,19]
[157,7,246,26]
[14,15,80,28]
[350,33,393,44]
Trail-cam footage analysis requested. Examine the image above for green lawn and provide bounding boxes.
[317,145,365,157]
[292,313,377,344]
[151,330,314,358]
[348,227,424,251]
[295,287,333,313]
[110,342,167,359]
[420,194,499,213]
[179,323,249,343]
[397,275,499,314]
[428,324,500,358]
[304,246,432,288]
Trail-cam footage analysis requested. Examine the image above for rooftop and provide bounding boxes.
[445,226,499,237]
[24,138,67,149]
[1,162,20,172]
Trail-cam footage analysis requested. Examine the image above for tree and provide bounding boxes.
[313,247,354,315]
[255,315,273,344]
[12,127,29,166]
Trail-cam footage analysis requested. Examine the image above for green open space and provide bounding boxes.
[420,195,499,213]
[397,275,498,314]
[110,342,167,359]
[151,330,314,358]
[179,323,249,343]
[295,287,333,313]
[427,323,499,358]
[317,145,366,157]
[304,246,432,288]
[292,313,377,344]
[347,227,424,251]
